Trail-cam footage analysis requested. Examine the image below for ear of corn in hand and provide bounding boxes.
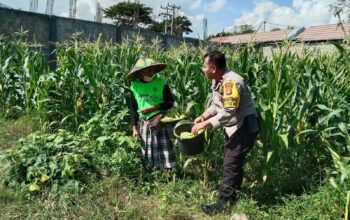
[161,114,186,122]
[161,107,187,122]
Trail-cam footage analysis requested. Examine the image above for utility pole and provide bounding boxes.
[160,3,180,35]
[160,5,171,34]
[94,1,103,23]
[263,20,267,32]
[169,4,180,35]
[69,0,77,18]
[29,0,38,12]
[132,0,140,28]
[45,0,54,16]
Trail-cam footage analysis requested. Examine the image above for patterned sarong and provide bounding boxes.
[139,120,176,169]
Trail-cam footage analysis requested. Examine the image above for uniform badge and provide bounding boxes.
[223,80,240,108]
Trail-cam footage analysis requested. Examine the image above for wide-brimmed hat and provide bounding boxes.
[126,57,167,80]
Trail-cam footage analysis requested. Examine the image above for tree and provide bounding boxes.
[173,16,193,36]
[104,2,193,36]
[329,0,350,37]
[103,2,153,28]
[270,28,281,31]
[149,20,164,33]
[233,24,255,35]
[149,16,193,36]
[329,0,350,22]
[207,31,233,39]
[208,24,255,39]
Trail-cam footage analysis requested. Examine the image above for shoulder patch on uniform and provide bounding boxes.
[224,81,233,95]
[223,80,240,109]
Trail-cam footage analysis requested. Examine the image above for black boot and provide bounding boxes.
[200,196,236,215]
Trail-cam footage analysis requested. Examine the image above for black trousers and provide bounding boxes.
[218,116,259,199]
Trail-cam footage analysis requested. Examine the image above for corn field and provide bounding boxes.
[0,32,350,218]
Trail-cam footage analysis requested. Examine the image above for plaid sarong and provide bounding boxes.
[139,120,176,169]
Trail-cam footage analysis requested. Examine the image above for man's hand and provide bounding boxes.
[191,120,211,135]
[140,105,159,115]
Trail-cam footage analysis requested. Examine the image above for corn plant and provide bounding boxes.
[1,32,349,206]
[0,33,45,118]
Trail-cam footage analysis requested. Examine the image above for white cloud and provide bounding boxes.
[190,0,202,10]
[204,0,227,13]
[186,14,206,38]
[194,14,205,21]
[0,0,205,37]
[231,0,339,31]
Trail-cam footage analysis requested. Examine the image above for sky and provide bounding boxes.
[0,0,342,39]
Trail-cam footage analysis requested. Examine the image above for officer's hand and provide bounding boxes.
[194,115,204,124]
[191,122,204,134]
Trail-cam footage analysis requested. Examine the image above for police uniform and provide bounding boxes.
[207,71,259,200]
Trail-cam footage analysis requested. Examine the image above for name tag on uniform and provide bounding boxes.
[223,80,240,109]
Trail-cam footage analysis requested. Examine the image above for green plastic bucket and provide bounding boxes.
[173,122,205,156]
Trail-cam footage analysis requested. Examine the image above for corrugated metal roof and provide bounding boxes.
[210,29,293,44]
[296,23,350,42]
[210,23,350,44]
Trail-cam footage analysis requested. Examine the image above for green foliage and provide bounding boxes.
[2,113,142,197]
[103,2,153,27]
[103,2,193,35]
[150,16,193,36]
[0,33,350,217]
[234,24,255,35]
[329,0,350,21]
[0,115,38,151]
[208,24,255,39]
[0,34,45,119]
[267,184,345,219]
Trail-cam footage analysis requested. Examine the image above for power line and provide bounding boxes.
[266,22,291,28]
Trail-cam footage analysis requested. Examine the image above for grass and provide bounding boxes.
[267,185,345,219]
[0,117,346,219]
[0,116,38,154]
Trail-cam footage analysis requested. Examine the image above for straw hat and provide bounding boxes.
[126,57,167,80]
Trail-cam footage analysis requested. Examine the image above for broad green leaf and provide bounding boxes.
[183,158,196,169]
[97,136,110,144]
[29,183,40,191]
[329,177,339,189]
[266,151,274,163]
[279,134,288,149]
[41,174,49,182]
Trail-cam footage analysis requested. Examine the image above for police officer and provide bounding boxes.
[191,50,260,215]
